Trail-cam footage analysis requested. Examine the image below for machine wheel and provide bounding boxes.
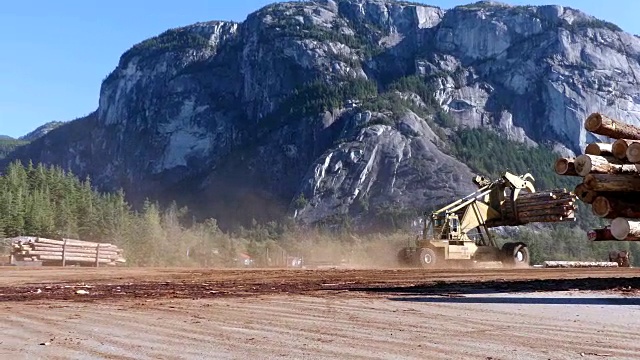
[417,247,438,268]
[502,242,530,267]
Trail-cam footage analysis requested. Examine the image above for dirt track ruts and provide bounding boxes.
[2,267,640,359]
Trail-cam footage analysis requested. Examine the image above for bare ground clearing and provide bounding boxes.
[0,267,639,302]
[0,267,639,359]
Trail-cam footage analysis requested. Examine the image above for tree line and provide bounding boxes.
[0,155,635,267]
[0,161,390,267]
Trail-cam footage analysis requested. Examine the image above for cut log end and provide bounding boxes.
[585,113,603,132]
[554,158,576,176]
[610,218,640,240]
[574,155,591,177]
[627,143,640,163]
[591,195,640,219]
[592,196,611,218]
[575,183,597,204]
[612,139,631,159]
[611,218,632,240]
[585,143,613,157]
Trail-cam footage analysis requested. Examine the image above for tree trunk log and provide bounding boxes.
[33,237,118,249]
[28,247,120,255]
[554,158,579,176]
[36,255,115,264]
[575,183,597,203]
[515,214,573,223]
[510,191,574,206]
[584,113,640,140]
[486,214,574,227]
[512,192,557,203]
[573,155,602,176]
[29,246,121,255]
[592,196,640,218]
[502,207,574,218]
[519,189,570,197]
[611,218,640,240]
[574,154,637,176]
[588,227,640,241]
[626,143,640,163]
[543,261,619,268]
[25,250,120,259]
[510,199,575,211]
[33,238,118,249]
[583,174,640,192]
[588,227,615,241]
[611,139,640,160]
[585,142,613,156]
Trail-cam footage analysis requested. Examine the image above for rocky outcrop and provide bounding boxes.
[293,110,476,226]
[19,121,66,142]
[4,0,640,229]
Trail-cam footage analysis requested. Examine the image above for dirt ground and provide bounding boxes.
[1,266,640,359]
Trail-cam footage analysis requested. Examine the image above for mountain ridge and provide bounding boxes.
[2,0,635,230]
[19,121,67,142]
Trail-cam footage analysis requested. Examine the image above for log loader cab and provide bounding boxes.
[398,171,535,268]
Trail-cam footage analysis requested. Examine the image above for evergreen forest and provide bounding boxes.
[0,160,636,267]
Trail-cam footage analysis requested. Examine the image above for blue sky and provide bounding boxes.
[0,0,635,138]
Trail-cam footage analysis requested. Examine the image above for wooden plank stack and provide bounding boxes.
[486,189,577,227]
[10,236,126,266]
[555,112,640,241]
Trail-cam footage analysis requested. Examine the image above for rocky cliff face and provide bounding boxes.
[5,0,640,229]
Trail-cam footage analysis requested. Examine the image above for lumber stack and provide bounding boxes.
[10,236,126,266]
[555,112,640,241]
[487,189,577,227]
[543,261,619,268]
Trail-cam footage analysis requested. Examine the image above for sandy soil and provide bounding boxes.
[0,267,639,359]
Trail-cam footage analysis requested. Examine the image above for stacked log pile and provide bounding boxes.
[555,112,640,241]
[10,236,126,266]
[543,261,619,268]
[486,190,577,227]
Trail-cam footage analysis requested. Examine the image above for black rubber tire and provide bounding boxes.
[417,247,438,268]
[502,242,530,267]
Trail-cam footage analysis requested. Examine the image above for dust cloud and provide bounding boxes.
[294,233,411,269]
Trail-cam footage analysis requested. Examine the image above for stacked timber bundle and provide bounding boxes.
[487,189,577,227]
[543,261,619,268]
[555,112,640,241]
[10,236,126,266]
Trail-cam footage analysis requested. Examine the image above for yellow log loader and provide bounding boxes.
[397,171,538,268]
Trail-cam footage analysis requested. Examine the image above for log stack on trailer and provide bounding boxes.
[555,112,640,241]
[9,236,126,267]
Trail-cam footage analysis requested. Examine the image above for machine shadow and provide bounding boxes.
[387,296,640,306]
[339,277,640,299]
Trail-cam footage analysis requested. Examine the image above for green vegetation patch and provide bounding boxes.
[117,28,213,68]
[0,139,28,160]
